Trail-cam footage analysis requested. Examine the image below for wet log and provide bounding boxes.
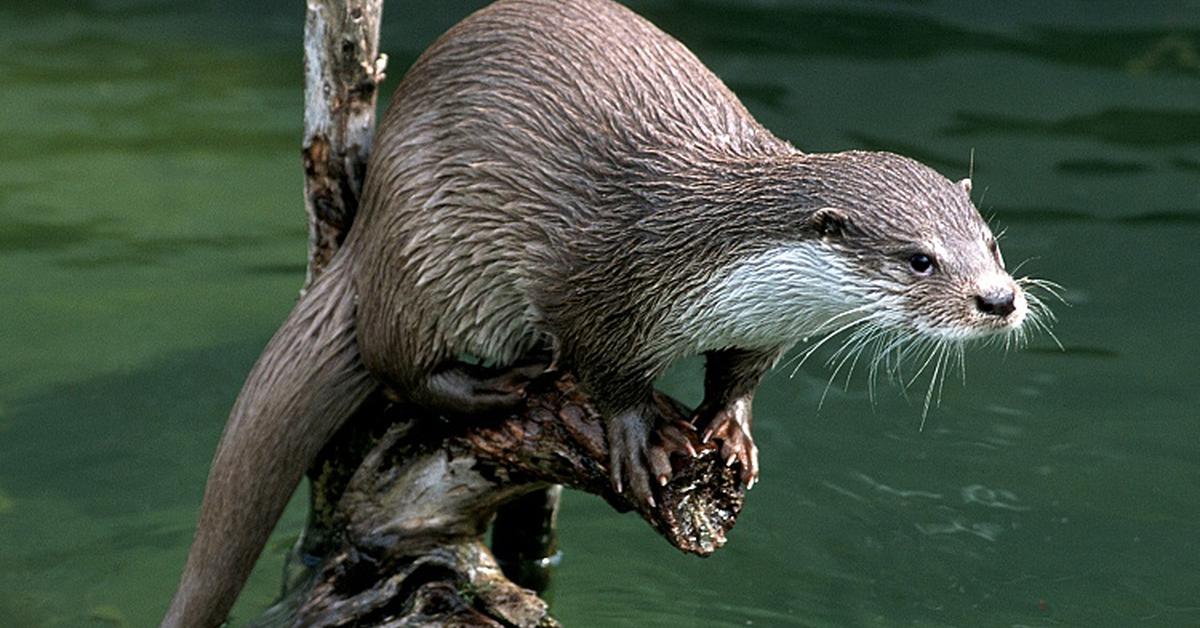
[259,375,744,627]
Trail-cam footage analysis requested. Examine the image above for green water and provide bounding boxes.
[1,1,1197,626]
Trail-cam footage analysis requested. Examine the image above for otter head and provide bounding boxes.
[805,151,1031,343]
[685,149,1054,407]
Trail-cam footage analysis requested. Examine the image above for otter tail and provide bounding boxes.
[163,256,375,628]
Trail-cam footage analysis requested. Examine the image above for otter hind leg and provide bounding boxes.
[407,358,551,416]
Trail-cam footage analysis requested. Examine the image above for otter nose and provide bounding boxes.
[975,291,1016,317]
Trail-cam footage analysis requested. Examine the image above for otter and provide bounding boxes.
[163,0,1046,626]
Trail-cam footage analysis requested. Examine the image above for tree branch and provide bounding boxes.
[260,376,744,627]
[301,0,385,288]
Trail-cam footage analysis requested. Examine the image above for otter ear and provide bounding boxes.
[957,177,972,196]
[811,207,849,239]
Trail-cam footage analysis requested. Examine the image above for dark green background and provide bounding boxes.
[1,0,1197,625]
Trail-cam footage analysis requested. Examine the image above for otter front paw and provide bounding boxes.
[606,409,697,507]
[695,398,758,488]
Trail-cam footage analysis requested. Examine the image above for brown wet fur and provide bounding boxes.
[164,1,1008,626]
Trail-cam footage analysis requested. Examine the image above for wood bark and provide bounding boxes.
[301,0,386,288]
[259,377,745,627]
[262,2,750,625]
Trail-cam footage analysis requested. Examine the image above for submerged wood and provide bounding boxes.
[277,1,746,625]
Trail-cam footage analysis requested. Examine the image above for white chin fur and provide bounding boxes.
[682,243,1031,353]
[682,242,887,352]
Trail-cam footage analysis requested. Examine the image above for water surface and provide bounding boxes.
[2,1,1198,626]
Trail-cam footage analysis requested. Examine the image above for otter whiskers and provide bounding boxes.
[1016,276,1066,350]
[783,305,891,379]
[783,275,1061,428]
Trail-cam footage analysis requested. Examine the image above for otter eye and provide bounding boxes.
[908,253,935,276]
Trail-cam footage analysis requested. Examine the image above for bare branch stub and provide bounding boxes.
[302,0,386,288]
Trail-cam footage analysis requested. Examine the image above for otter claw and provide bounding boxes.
[606,407,700,508]
[693,398,759,487]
